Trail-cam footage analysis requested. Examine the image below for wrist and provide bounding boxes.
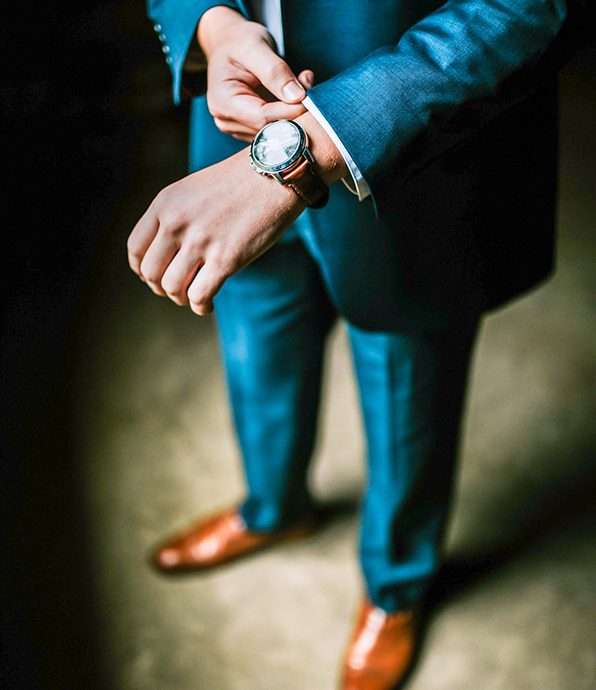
[294,112,349,186]
[197,6,246,58]
[237,147,306,212]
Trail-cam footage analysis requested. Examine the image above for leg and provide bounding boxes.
[347,318,480,612]
[214,236,336,532]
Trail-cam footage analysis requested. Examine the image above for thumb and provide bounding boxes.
[244,41,305,103]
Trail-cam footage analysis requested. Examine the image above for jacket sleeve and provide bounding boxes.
[146,0,250,105]
[306,0,571,216]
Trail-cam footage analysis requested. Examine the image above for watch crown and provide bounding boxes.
[249,158,267,175]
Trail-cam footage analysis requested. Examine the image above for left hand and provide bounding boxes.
[127,147,304,315]
[127,113,348,315]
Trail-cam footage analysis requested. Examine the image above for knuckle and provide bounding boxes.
[254,114,269,131]
[206,97,222,119]
[210,254,228,274]
[246,20,269,38]
[214,118,232,134]
[148,283,165,297]
[142,270,161,286]
[160,213,182,236]
[152,198,172,224]
[164,285,185,305]
[187,285,204,306]
[153,186,171,208]
[143,273,161,288]
[186,233,208,256]
[267,59,289,82]
[189,302,204,317]
[210,254,234,281]
[160,274,179,296]
[139,259,159,284]
[127,240,141,260]
[167,292,186,306]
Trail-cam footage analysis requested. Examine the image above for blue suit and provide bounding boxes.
[147,0,573,611]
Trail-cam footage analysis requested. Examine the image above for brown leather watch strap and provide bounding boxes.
[282,157,329,209]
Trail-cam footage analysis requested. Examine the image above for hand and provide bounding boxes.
[198,6,314,141]
[127,148,304,315]
[127,114,348,315]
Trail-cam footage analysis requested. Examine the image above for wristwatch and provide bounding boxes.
[249,120,329,209]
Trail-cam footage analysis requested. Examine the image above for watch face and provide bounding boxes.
[251,120,304,173]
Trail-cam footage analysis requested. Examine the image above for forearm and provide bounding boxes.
[307,0,568,210]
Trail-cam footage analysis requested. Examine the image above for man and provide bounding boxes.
[128,1,574,688]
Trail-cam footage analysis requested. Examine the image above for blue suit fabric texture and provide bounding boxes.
[147,0,570,611]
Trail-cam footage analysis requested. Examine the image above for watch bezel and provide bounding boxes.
[249,120,307,174]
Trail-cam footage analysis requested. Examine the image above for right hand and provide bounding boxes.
[197,6,314,141]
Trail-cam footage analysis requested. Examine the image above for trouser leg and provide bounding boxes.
[347,318,480,611]
[213,237,336,532]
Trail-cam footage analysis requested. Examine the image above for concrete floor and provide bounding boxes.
[75,60,596,690]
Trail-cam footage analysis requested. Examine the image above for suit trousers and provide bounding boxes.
[213,228,480,612]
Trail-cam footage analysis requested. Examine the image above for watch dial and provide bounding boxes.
[253,121,301,167]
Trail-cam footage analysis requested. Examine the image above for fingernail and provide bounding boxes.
[304,72,314,87]
[282,81,304,101]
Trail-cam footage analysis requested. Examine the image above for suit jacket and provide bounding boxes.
[147,0,582,331]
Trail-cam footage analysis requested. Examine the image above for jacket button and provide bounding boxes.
[162,45,170,54]
[153,23,161,32]
[165,56,173,65]
[158,33,166,42]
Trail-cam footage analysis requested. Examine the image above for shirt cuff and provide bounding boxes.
[302,95,371,201]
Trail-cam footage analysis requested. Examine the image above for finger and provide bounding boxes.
[187,260,228,316]
[297,69,314,89]
[231,132,254,142]
[127,209,159,276]
[213,116,257,137]
[139,233,179,297]
[221,92,307,132]
[259,99,307,123]
[212,83,305,131]
[161,248,204,307]
[210,87,265,130]
[240,41,305,104]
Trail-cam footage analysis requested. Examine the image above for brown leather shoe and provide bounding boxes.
[340,599,422,690]
[151,505,319,573]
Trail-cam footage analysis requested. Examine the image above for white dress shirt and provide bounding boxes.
[253,0,370,200]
